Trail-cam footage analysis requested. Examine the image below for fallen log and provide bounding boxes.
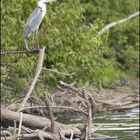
[1,136,16,140]
[1,135,45,140]
[111,103,139,111]
[1,109,81,137]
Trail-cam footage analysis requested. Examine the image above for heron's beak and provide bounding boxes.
[46,0,57,3]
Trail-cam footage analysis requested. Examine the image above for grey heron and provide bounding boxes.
[23,0,55,50]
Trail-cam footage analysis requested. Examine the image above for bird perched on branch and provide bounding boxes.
[23,0,56,51]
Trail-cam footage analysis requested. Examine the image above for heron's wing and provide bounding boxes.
[23,8,43,38]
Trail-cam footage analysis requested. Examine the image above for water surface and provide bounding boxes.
[58,108,139,140]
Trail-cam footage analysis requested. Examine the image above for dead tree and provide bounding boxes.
[58,81,97,140]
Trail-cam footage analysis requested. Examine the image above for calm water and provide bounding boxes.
[57,108,139,140]
[92,108,139,140]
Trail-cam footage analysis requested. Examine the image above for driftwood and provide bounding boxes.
[1,8,139,140]
[96,93,139,111]
[1,46,96,139]
[1,109,81,136]
[17,112,23,140]
[1,136,16,140]
[86,90,92,140]
[43,92,57,134]
[1,79,98,140]
[111,103,139,111]
[58,81,97,140]
[1,132,54,140]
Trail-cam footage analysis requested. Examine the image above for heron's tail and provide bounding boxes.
[23,25,31,39]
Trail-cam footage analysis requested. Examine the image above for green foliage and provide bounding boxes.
[100,61,127,88]
[121,46,139,76]
[82,0,139,78]
[110,18,139,76]
[1,0,39,102]
[43,0,109,85]
[82,0,139,23]
[1,0,139,102]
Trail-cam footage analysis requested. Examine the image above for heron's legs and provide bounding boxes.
[32,32,35,48]
[24,39,30,51]
[36,28,39,48]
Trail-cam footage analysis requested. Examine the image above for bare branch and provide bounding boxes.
[1,49,40,55]
[99,11,140,34]
[43,92,57,134]
[42,68,76,76]
[21,105,87,115]
[17,112,23,140]
[59,81,83,97]
[83,88,92,140]
[18,47,45,112]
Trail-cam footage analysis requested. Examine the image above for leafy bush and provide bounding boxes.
[1,0,109,101]
[1,0,139,102]
[43,0,109,85]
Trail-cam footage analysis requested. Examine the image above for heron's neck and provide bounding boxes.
[38,2,46,11]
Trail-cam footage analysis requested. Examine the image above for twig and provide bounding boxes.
[59,128,65,139]
[33,95,46,118]
[21,126,33,134]
[14,120,17,135]
[6,98,23,110]
[91,124,104,133]
[17,112,23,140]
[83,88,92,140]
[18,47,45,112]
[56,85,66,92]
[58,81,89,113]
[20,105,87,116]
[1,130,12,137]
[1,49,39,55]
[70,130,74,140]
[42,68,76,76]
[59,81,83,97]
[43,92,57,134]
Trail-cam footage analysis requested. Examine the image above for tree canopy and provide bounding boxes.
[1,0,139,102]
